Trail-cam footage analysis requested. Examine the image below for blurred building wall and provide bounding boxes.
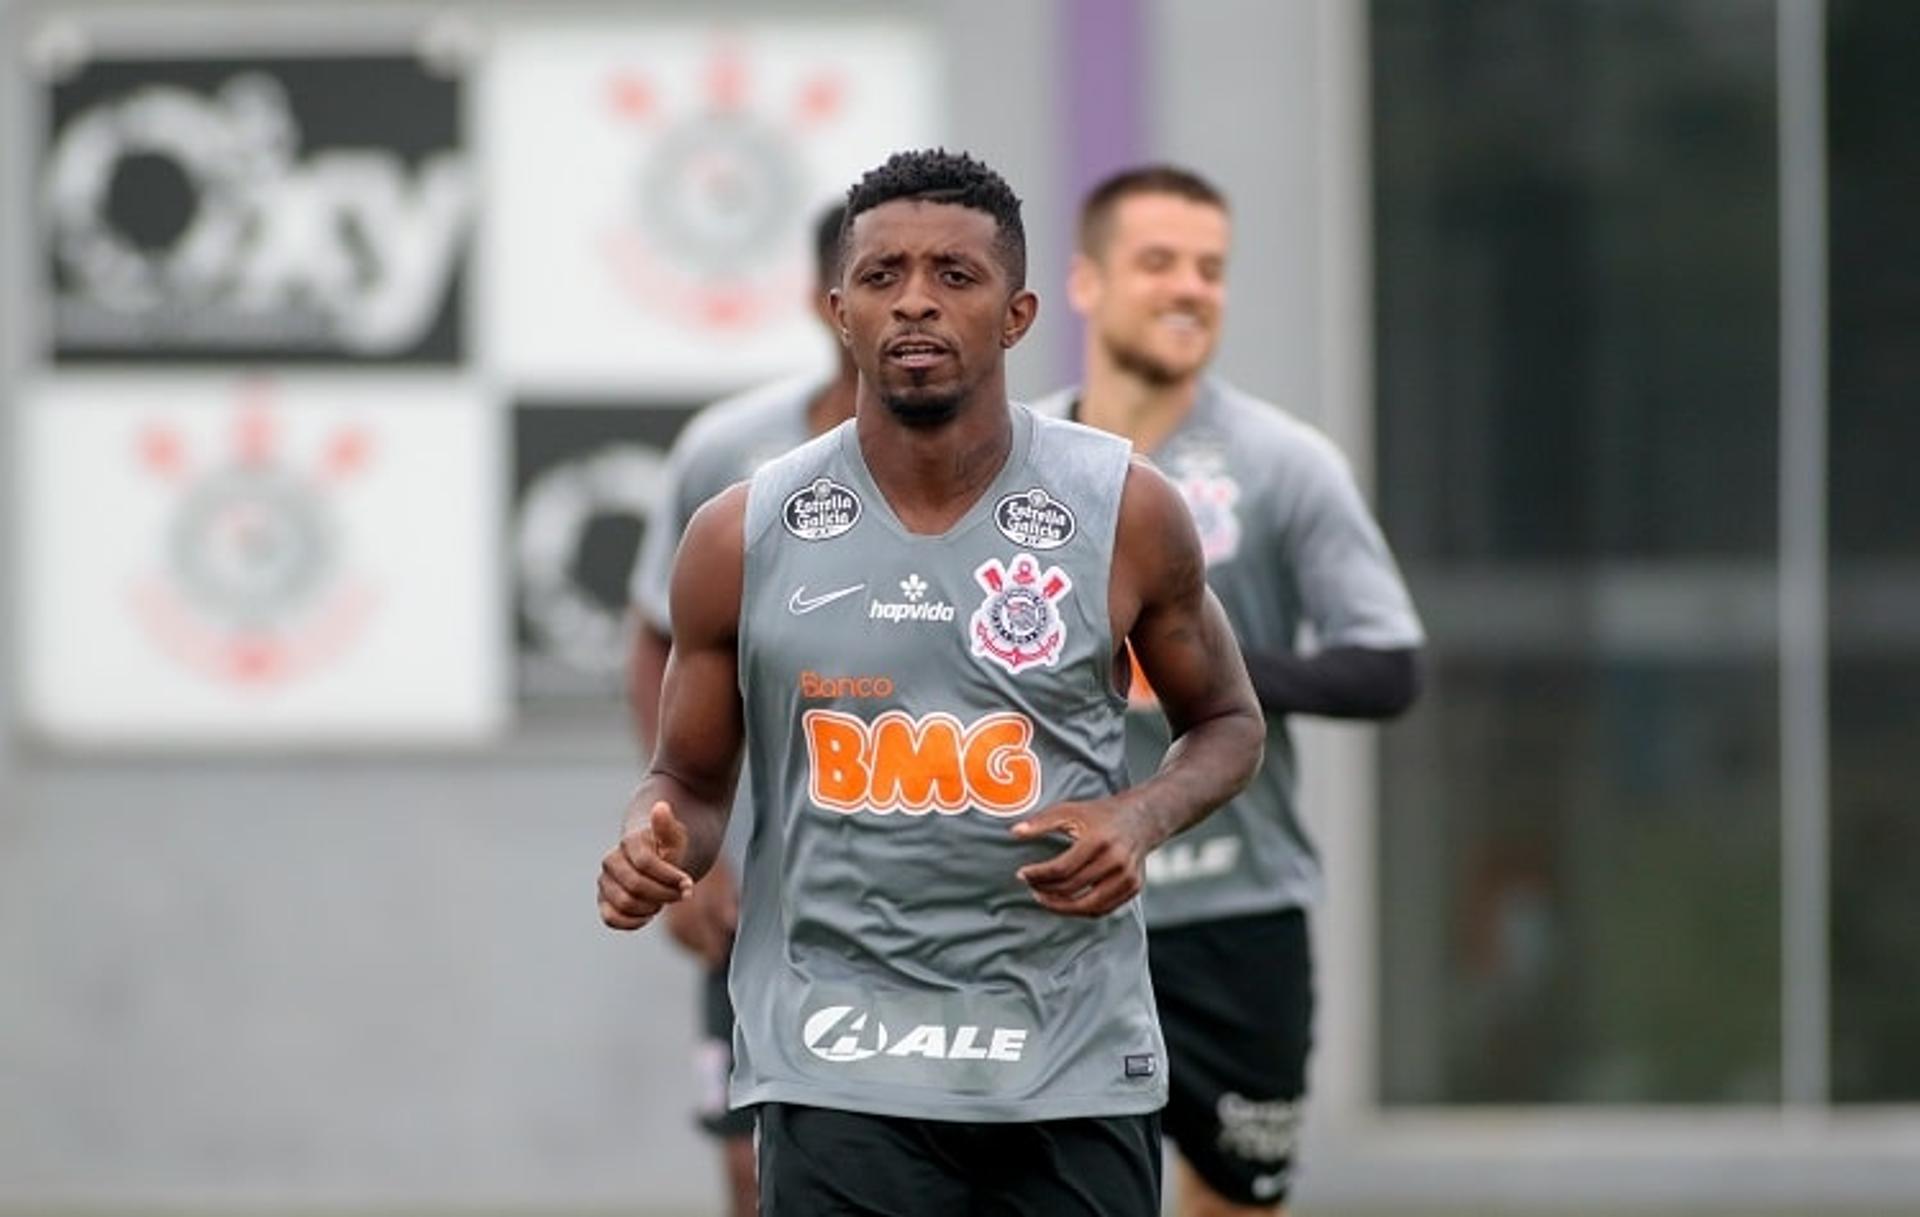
[0,0,1348,1211]
[6,1,1915,1214]
[0,1,1075,1212]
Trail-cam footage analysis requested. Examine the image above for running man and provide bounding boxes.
[1045,164,1424,1216]
[599,149,1264,1216]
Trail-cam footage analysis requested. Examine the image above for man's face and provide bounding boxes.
[831,200,1036,427]
[1070,193,1229,386]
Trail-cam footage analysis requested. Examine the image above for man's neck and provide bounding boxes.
[806,365,860,437]
[1076,354,1203,454]
[855,378,1014,533]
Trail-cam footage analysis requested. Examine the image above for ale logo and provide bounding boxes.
[801,1005,1030,1065]
[803,709,1041,817]
[803,1005,888,1063]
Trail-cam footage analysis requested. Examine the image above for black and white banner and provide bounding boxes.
[512,402,698,703]
[42,55,470,363]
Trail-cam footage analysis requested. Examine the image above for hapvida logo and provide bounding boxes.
[868,572,954,623]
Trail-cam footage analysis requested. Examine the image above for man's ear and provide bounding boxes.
[1001,289,1039,350]
[1066,252,1102,317]
[827,288,851,347]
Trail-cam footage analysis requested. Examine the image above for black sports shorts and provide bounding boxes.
[1148,907,1313,1207]
[695,963,755,1138]
[756,1102,1161,1216]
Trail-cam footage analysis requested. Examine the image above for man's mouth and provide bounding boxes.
[885,338,952,368]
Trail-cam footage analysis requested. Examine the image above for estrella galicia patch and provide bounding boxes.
[782,477,862,541]
[993,487,1076,550]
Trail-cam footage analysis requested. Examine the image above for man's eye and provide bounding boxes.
[862,270,895,286]
[941,270,975,287]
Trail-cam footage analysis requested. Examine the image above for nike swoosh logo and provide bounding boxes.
[787,583,867,614]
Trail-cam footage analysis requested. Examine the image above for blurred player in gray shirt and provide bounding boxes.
[625,204,856,1217]
[1040,165,1424,1217]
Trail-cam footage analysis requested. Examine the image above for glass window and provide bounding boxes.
[1372,0,1782,1104]
[1827,0,1920,1104]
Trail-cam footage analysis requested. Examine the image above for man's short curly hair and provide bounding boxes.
[840,149,1027,288]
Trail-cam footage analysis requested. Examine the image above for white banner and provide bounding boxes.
[481,17,942,393]
[18,376,506,746]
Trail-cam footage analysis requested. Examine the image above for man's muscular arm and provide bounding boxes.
[1108,458,1264,840]
[599,485,749,931]
[627,615,672,755]
[627,591,740,964]
[1014,460,1262,916]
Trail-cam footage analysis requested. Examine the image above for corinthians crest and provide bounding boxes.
[1162,434,1243,566]
[601,41,840,332]
[969,553,1072,675]
[130,389,376,686]
[1176,472,1243,566]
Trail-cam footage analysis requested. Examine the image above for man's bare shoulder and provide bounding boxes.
[670,483,750,640]
[1111,456,1208,626]
[1118,457,1203,564]
[685,480,750,538]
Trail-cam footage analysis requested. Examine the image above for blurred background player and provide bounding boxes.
[624,203,857,1217]
[1041,165,1425,1216]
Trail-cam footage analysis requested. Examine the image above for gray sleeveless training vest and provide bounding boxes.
[727,402,1167,1122]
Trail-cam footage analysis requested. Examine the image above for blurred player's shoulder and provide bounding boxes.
[1021,398,1133,467]
[736,410,853,550]
[1028,386,1076,420]
[1207,379,1357,478]
[675,372,826,460]
[1023,390,1137,461]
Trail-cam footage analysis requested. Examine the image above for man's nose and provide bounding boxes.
[892,272,940,320]
[1169,262,1216,301]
